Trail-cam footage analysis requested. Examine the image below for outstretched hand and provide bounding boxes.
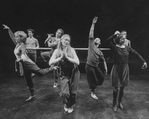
[2,24,10,29]
[141,62,147,69]
[52,66,59,70]
[92,16,98,24]
[47,33,53,38]
[114,31,120,35]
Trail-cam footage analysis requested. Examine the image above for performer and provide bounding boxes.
[41,29,64,62]
[121,30,131,47]
[85,17,108,100]
[3,24,55,102]
[41,29,64,88]
[26,29,39,77]
[107,31,147,112]
[109,30,131,47]
[26,29,39,63]
[49,34,80,113]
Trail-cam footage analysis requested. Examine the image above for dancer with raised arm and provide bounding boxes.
[41,29,64,88]
[41,29,64,62]
[85,17,108,100]
[3,24,55,102]
[120,30,131,47]
[109,30,131,47]
[107,31,147,112]
[49,34,80,113]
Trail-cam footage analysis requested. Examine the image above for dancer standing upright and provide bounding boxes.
[26,29,39,63]
[120,30,131,47]
[26,29,39,77]
[85,17,108,100]
[49,34,80,113]
[41,29,64,88]
[107,31,147,112]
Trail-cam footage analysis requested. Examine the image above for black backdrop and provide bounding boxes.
[0,0,149,75]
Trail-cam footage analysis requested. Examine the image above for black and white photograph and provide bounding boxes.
[0,0,149,119]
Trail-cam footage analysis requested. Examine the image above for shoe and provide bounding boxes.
[68,107,73,113]
[91,92,98,100]
[31,73,35,77]
[118,102,124,110]
[64,104,68,112]
[53,82,58,88]
[113,104,118,112]
[26,95,35,102]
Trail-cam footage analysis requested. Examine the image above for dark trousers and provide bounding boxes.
[65,93,77,108]
[53,67,60,83]
[27,52,37,63]
[40,50,59,83]
[40,51,51,62]
[113,86,125,105]
[21,60,52,95]
[40,49,54,62]
[60,68,80,107]
[85,64,104,91]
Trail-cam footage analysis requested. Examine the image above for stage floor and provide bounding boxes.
[0,73,149,119]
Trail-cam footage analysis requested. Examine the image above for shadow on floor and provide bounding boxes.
[0,73,149,119]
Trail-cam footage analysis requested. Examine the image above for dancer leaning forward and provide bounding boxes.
[85,17,108,100]
[3,24,57,102]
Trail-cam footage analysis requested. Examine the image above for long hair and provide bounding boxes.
[56,34,73,58]
[14,31,27,44]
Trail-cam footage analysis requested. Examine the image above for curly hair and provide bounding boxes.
[27,29,34,34]
[14,31,27,43]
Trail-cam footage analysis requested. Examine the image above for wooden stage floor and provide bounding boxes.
[0,73,149,119]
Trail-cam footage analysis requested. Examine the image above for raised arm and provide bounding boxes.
[107,31,120,42]
[89,17,98,38]
[3,24,16,45]
[44,34,53,45]
[47,38,59,48]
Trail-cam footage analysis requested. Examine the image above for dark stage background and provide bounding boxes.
[0,0,149,77]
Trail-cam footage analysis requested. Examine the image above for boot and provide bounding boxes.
[118,87,124,110]
[118,102,124,110]
[112,88,119,112]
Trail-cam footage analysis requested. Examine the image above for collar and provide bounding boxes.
[116,44,125,48]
